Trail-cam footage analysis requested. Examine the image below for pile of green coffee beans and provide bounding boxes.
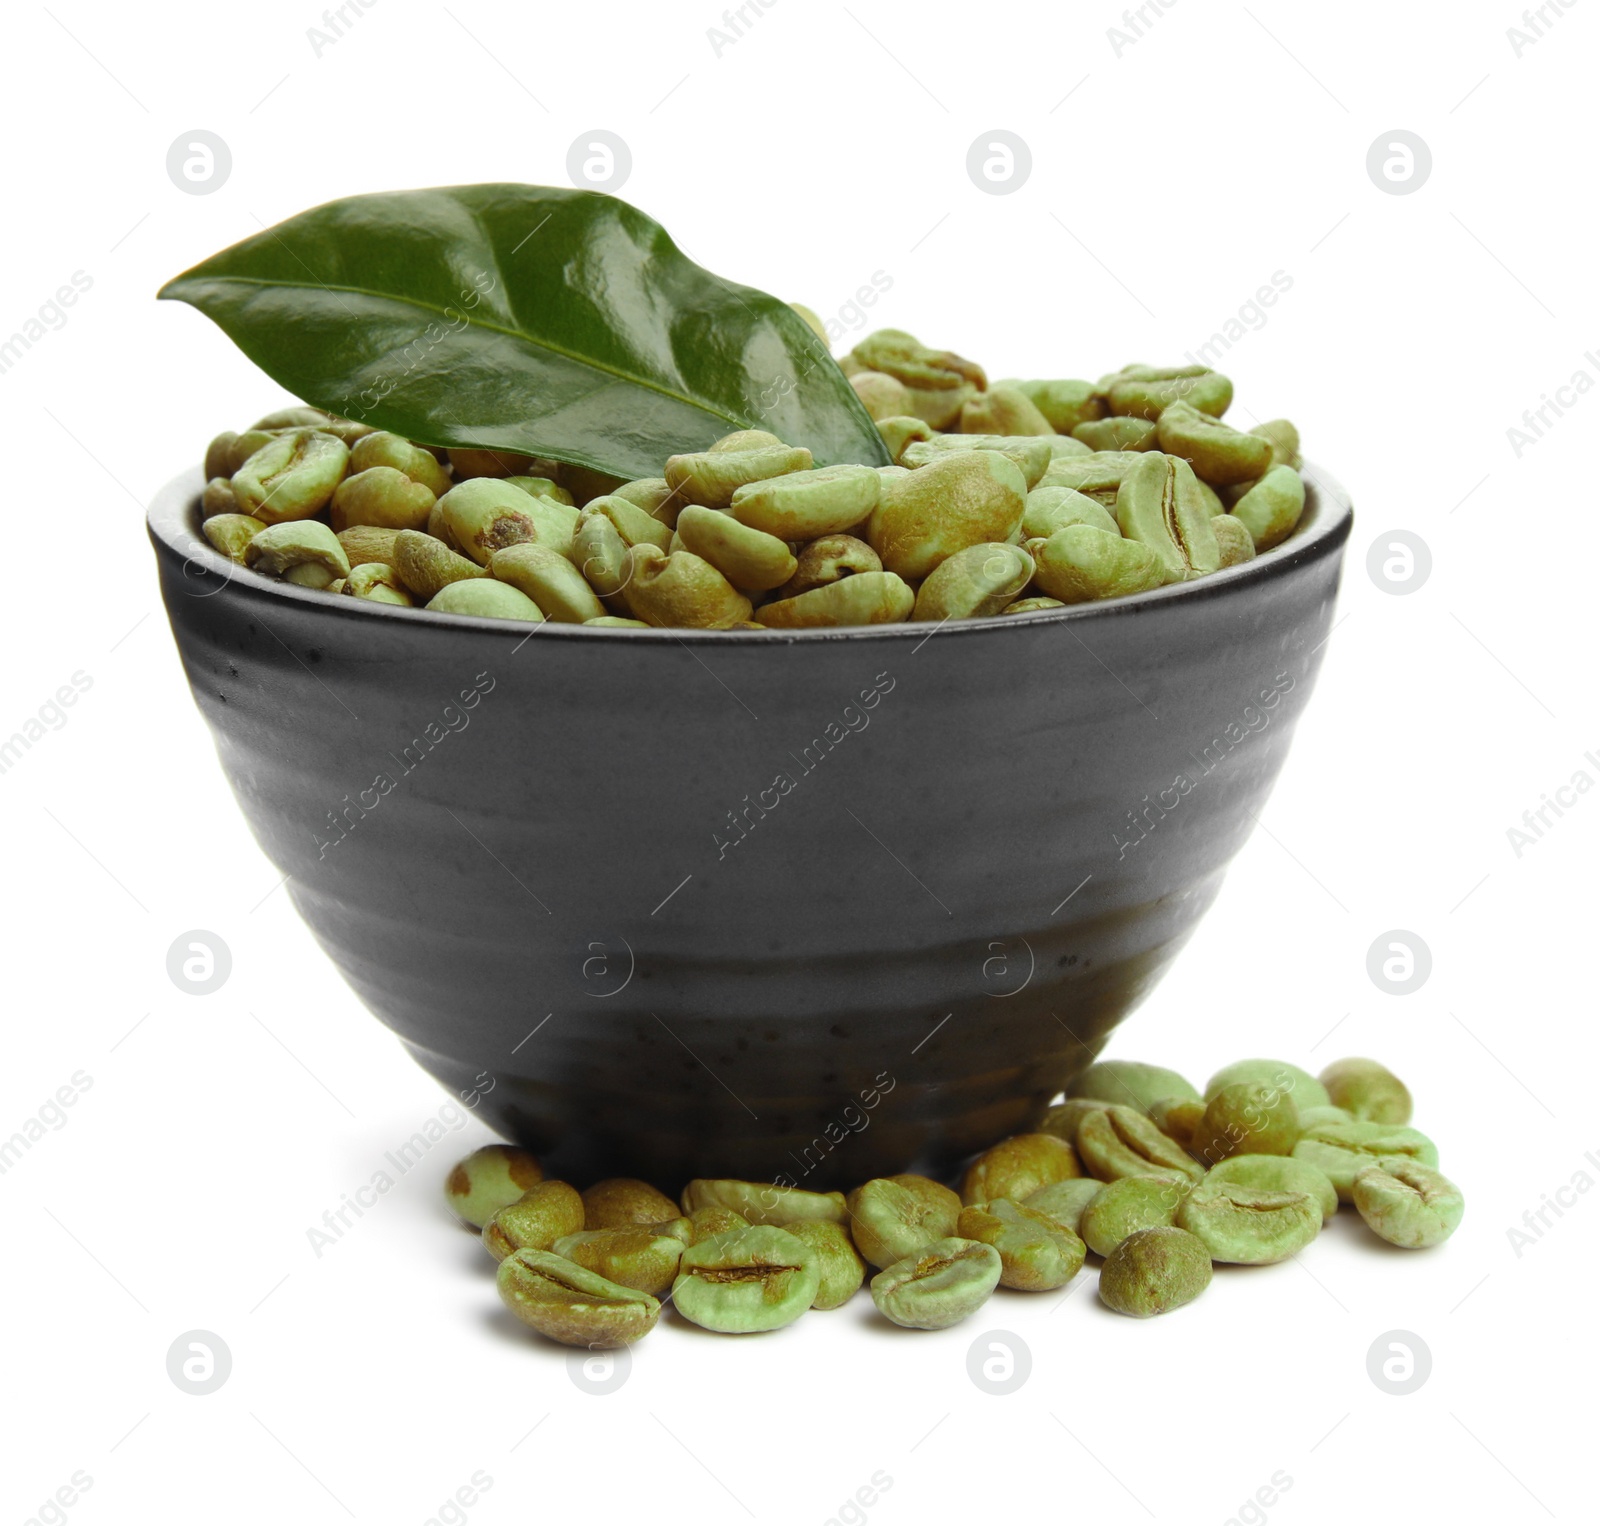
[197,329,1307,631]
[443,1054,1459,1346]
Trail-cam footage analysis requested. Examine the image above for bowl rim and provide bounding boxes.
[148,461,1353,645]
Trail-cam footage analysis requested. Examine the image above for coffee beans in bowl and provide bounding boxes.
[197,350,1308,632]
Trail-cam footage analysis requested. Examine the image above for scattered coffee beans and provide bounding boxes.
[448,1050,1456,1348]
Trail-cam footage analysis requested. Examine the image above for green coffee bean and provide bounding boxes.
[504,476,575,508]
[1192,476,1228,518]
[349,431,452,496]
[1212,514,1257,567]
[627,547,753,629]
[1079,1175,1189,1257]
[231,428,350,525]
[851,370,912,421]
[999,378,1105,434]
[1156,401,1274,486]
[563,464,629,504]
[960,1133,1082,1205]
[684,1206,752,1244]
[875,415,935,463]
[1069,1060,1201,1114]
[1296,1105,1355,1130]
[664,444,813,509]
[391,529,487,601]
[785,1220,867,1309]
[1039,1097,1115,1140]
[957,1198,1086,1290]
[482,1180,586,1261]
[490,544,607,623]
[1206,1155,1338,1223]
[1001,596,1066,616]
[427,579,544,622]
[244,521,351,589]
[580,1178,682,1230]
[700,429,780,454]
[845,330,966,386]
[1293,1122,1439,1201]
[676,505,798,590]
[550,1226,685,1295]
[424,496,455,549]
[730,464,881,540]
[1099,1226,1212,1317]
[1105,365,1232,421]
[497,1249,660,1348]
[249,405,339,432]
[1177,1179,1321,1264]
[1352,1162,1463,1248]
[1230,465,1306,551]
[446,446,539,479]
[444,1144,544,1229]
[202,512,267,564]
[846,329,985,429]
[898,434,1051,489]
[202,477,242,517]
[791,302,829,343]
[504,489,582,558]
[1188,1082,1300,1165]
[912,541,1034,622]
[680,1179,849,1227]
[773,535,881,599]
[1028,525,1167,604]
[1021,486,1119,540]
[222,427,287,476]
[331,466,436,533]
[1318,1058,1413,1124]
[672,1225,820,1333]
[338,524,402,569]
[1251,419,1302,470]
[1077,1105,1204,1183]
[869,1237,1002,1329]
[1205,1059,1330,1115]
[960,386,1054,436]
[589,493,673,552]
[1021,1177,1104,1234]
[754,571,914,628]
[907,382,980,430]
[435,479,541,565]
[204,431,239,481]
[343,562,413,605]
[610,477,681,527]
[1036,451,1146,506]
[1072,416,1158,452]
[845,1175,961,1269]
[1115,453,1221,582]
[572,511,633,608]
[1148,1098,1205,1151]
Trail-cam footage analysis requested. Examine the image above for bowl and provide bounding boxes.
[149,466,1352,1188]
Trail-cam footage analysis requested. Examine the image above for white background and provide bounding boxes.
[2,1,1593,1522]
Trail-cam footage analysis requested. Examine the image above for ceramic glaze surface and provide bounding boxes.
[149,468,1352,1186]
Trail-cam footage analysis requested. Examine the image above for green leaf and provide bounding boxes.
[159,184,888,482]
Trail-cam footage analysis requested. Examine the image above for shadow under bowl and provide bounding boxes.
[149,467,1352,1188]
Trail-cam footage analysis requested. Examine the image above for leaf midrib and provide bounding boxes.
[169,272,750,429]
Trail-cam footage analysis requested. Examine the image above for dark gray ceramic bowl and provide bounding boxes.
[149,468,1351,1188]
